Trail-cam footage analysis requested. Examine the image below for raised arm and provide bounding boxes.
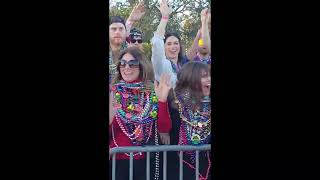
[151,0,176,85]
[186,29,202,61]
[126,0,145,37]
[200,8,211,54]
[155,0,172,37]
[154,73,172,133]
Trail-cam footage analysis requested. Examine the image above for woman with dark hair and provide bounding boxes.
[165,61,212,180]
[109,47,172,180]
[151,0,189,88]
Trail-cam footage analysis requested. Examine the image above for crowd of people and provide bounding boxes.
[109,0,212,179]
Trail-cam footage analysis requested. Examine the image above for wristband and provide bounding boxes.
[162,16,169,20]
[126,21,133,25]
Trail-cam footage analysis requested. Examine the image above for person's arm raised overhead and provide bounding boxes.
[155,73,172,135]
[155,0,172,37]
[186,29,201,61]
[126,0,145,37]
[151,0,174,82]
[200,8,211,54]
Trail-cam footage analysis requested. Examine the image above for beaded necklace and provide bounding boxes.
[173,89,211,179]
[194,54,212,65]
[169,60,182,74]
[111,80,160,180]
[173,90,211,146]
[111,80,158,146]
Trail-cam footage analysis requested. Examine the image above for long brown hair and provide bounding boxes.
[170,62,211,109]
[112,47,154,86]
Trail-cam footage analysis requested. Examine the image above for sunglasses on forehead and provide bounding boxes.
[119,59,140,68]
[130,39,143,44]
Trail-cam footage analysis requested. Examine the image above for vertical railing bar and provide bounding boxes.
[196,150,199,180]
[112,154,116,180]
[163,151,167,180]
[146,152,150,180]
[179,151,183,180]
[129,152,133,180]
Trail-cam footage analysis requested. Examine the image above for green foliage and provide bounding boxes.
[142,42,152,61]
[110,0,211,53]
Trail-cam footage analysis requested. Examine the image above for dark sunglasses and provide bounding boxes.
[119,59,140,68]
[130,39,142,44]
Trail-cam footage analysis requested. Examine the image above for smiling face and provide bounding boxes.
[109,23,126,46]
[119,53,140,82]
[165,36,180,60]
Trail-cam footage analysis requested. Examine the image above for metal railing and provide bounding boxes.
[110,144,211,180]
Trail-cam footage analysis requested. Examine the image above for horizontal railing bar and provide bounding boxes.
[110,145,211,154]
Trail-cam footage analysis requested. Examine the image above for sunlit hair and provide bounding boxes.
[112,47,154,86]
[169,62,211,109]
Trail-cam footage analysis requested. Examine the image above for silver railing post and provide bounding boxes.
[163,151,167,180]
[112,154,116,180]
[179,151,183,180]
[195,150,199,180]
[129,152,133,180]
[146,152,150,180]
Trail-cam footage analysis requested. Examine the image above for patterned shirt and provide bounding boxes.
[193,54,212,65]
[108,42,127,84]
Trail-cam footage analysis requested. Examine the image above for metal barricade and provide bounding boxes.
[110,144,211,180]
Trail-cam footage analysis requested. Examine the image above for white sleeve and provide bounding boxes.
[151,33,177,87]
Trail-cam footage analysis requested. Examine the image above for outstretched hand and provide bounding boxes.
[128,0,145,22]
[154,73,172,102]
[156,0,172,17]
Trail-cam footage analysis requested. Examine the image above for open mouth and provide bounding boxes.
[203,83,211,90]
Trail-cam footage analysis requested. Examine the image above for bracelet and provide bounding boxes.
[126,20,133,25]
[162,16,169,20]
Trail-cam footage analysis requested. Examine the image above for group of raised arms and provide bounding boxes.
[109,0,212,180]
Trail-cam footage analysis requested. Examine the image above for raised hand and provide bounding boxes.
[157,0,173,17]
[201,8,209,25]
[127,0,145,23]
[207,12,211,26]
[154,73,172,102]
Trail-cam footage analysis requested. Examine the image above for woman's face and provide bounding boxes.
[119,53,140,82]
[201,70,211,96]
[165,36,180,60]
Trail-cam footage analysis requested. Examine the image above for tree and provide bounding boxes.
[109,0,211,53]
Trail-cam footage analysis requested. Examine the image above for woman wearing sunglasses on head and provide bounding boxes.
[109,47,172,180]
